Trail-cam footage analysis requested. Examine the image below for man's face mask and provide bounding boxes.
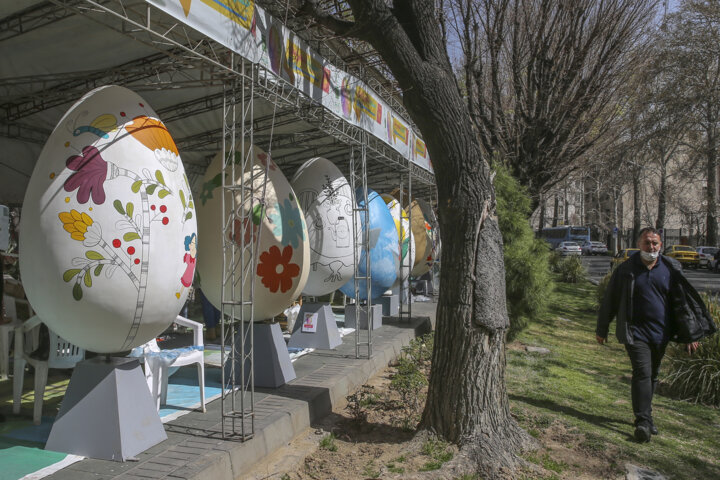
[640,250,660,262]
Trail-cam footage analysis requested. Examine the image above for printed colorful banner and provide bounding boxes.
[144,0,433,173]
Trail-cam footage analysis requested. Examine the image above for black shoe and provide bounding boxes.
[649,421,658,435]
[634,423,651,443]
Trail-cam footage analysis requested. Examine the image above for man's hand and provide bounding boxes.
[596,335,607,345]
[686,342,699,354]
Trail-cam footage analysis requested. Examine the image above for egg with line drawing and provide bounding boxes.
[290,157,359,297]
[20,85,197,354]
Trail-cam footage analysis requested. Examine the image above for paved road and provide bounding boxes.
[580,255,720,294]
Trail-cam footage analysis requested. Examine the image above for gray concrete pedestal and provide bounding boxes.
[224,323,296,388]
[344,304,383,330]
[378,294,399,316]
[288,303,341,350]
[45,357,167,461]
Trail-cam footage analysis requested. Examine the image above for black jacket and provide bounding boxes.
[597,253,717,344]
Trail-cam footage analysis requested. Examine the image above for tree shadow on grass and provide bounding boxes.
[509,393,633,440]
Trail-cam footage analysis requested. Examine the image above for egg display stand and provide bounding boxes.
[344,303,383,330]
[44,356,167,461]
[287,303,341,350]
[378,293,399,316]
[224,322,296,388]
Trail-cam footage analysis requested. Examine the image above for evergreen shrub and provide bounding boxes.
[664,293,720,405]
[494,164,553,341]
[557,256,586,283]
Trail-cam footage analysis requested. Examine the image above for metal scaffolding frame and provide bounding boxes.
[349,135,372,358]
[219,55,262,440]
[399,171,412,323]
[1,0,438,440]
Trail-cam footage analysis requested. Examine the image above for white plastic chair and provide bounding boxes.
[137,315,205,412]
[13,316,85,424]
[1,295,23,380]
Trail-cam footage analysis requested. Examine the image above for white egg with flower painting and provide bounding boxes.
[195,143,310,321]
[20,85,197,354]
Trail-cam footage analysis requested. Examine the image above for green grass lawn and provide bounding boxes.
[507,278,720,479]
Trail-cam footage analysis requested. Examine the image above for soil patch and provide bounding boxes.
[246,339,629,479]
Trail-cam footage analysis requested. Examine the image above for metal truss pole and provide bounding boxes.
[220,54,256,441]
[362,134,372,358]
[399,168,412,323]
[431,188,439,297]
[350,134,372,359]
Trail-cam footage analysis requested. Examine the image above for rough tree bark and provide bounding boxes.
[656,163,667,231]
[706,122,718,245]
[632,165,642,241]
[302,0,531,471]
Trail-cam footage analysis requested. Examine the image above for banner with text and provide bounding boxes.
[145,0,433,173]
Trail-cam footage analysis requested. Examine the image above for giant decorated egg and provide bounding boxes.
[196,143,310,321]
[417,198,440,272]
[408,199,433,276]
[339,189,398,300]
[381,194,415,286]
[20,85,198,353]
[291,157,359,296]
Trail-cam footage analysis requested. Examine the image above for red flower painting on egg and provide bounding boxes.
[256,245,299,293]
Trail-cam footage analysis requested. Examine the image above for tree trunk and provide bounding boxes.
[632,166,642,241]
[707,128,718,245]
[580,177,586,226]
[538,193,546,234]
[416,87,530,468]
[552,194,559,227]
[656,164,667,230]
[303,0,533,469]
[415,78,529,455]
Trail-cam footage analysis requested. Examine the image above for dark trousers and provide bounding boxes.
[197,288,220,329]
[625,340,667,425]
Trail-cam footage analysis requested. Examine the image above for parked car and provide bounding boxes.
[580,240,608,256]
[712,250,720,272]
[695,246,719,269]
[611,248,639,269]
[555,241,582,256]
[664,245,700,268]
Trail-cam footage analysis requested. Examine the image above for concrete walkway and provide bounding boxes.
[45,302,435,480]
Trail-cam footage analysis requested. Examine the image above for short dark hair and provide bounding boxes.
[637,227,660,241]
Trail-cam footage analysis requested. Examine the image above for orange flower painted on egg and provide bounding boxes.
[125,116,180,171]
[256,245,300,294]
[59,209,93,241]
[58,209,102,247]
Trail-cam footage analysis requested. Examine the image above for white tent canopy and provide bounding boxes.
[0,0,435,206]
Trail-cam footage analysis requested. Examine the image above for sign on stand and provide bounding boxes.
[301,312,318,333]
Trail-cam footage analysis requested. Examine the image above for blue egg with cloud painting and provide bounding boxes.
[339,189,399,300]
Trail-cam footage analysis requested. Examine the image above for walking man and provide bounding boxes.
[597,227,716,442]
